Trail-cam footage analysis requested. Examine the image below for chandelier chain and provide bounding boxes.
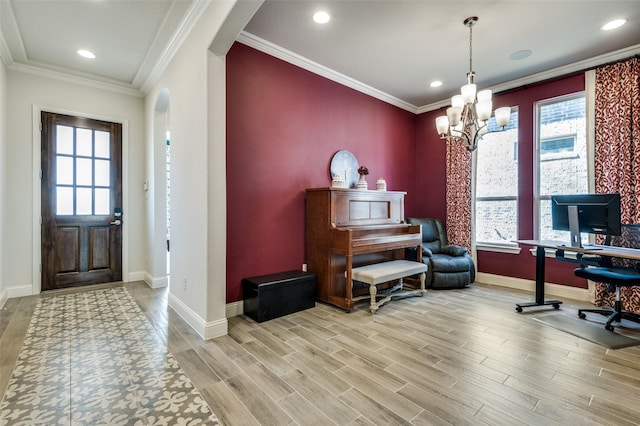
[469,22,473,74]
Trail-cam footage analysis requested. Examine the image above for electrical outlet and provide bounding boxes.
[183,276,187,290]
[302,263,307,272]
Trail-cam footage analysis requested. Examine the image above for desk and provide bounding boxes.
[514,240,640,312]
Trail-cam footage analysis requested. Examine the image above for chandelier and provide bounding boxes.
[435,16,511,152]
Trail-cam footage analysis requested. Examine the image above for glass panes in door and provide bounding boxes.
[55,125,111,215]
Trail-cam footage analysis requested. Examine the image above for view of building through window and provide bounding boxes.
[537,94,588,242]
[475,110,519,245]
[474,93,587,248]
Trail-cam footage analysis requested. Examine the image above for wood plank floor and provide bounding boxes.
[2,281,640,425]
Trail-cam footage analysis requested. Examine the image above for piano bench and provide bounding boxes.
[351,260,427,314]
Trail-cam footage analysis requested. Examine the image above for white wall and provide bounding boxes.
[141,88,170,289]
[4,71,145,297]
[0,57,7,306]
[206,50,228,328]
[1,0,261,339]
[144,0,261,339]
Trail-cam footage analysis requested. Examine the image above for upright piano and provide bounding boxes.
[305,188,422,311]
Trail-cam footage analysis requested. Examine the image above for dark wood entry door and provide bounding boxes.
[41,112,123,291]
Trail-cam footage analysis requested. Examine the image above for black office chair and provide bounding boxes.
[575,224,640,331]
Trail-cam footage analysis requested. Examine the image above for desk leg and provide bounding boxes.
[515,245,563,312]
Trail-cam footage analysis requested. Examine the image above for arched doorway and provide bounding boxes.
[151,89,171,287]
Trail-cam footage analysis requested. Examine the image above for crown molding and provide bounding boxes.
[417,43,640,114]
[0,0,21,67]
[8,62,143,98]
[237,30,640,116]
[237,31,419,114]
[140,0,211,95]
[0,33,12,68]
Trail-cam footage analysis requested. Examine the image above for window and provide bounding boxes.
[541,136,576,157]
[55,125,111,216]
[475,109,519,246]
[537,94,588,242]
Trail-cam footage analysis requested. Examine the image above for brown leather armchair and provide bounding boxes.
[406,217,475,289]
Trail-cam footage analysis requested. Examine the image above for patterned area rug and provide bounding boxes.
[0,287,219,425]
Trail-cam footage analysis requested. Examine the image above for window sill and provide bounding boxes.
[477,243,521,254]
[540,152,579,162]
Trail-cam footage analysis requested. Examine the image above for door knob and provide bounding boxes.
[110,220,122,226]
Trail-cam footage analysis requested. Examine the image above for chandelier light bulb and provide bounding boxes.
[476,101,492,121]
[436,116,450,135]
[461,84,476,104]
[451,95,464,109]
[495,107,511,127]
[477,89,492,102]
[447,107,462,127]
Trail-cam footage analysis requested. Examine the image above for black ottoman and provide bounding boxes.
[242,270,316,322]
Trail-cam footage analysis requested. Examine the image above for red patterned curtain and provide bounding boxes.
[445,139,472,251]
[593,57,640,312]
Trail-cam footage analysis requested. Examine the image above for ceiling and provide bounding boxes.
[0,0,203,95]
[2,0,639,111]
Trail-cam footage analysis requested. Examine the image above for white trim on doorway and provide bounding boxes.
[31,105,130,295]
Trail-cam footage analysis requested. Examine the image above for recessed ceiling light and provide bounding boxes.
[510,50,532,61]
[430,81,443,88]
[77,49,95,59]
[313,11,330,24]
[601,18,627,31]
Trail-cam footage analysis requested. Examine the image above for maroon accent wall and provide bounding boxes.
[226,43,417,303]
[415,109,447,221]
[416,73,588,287]
[227,42,590,303]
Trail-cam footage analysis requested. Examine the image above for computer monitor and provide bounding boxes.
[551,193,621,248]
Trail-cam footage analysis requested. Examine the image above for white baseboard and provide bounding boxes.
[223,274,591,320]
[476,272,591,302]
[127,271,146,282]
[1,271,587,335]
[5,284,34,300]
[0,272,156,303]
[168,292,228,340]
[203,318,228,340]
[226,300,244,318]
[142,272,168,289]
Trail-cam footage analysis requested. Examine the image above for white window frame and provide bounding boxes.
[533,91,591,242]
[475,107,520,253]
